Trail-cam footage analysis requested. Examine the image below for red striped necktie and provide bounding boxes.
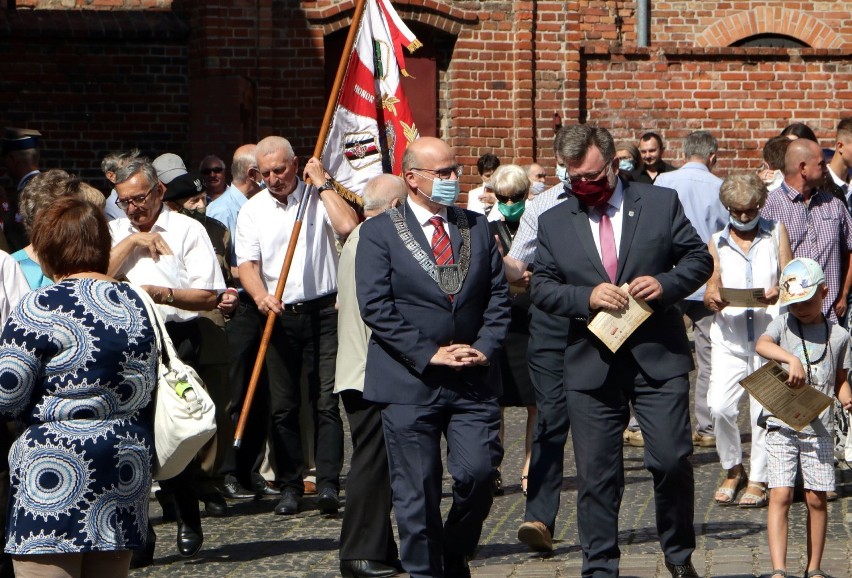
[429,216,454,266]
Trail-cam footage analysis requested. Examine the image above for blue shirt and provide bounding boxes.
[654,162,726,300]
[207,184,247,265]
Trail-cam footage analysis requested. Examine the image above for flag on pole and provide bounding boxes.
[321,0,422,202]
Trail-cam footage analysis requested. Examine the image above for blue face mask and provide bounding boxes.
[556,165,569,186]
[618,159,634,172]
[729,214,760,231]
[418,176,460,206]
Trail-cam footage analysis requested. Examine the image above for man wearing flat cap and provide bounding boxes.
[1,128,42,252]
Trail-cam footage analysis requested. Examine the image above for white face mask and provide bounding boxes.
[531,181,547,195]
[729,214,760,231]
[556,165,569,186]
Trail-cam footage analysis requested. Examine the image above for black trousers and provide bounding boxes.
[339,390,397,562]
[523,305,571,533]
[265,302,343,493]
[567,356,695,578]
[219,294,268,483]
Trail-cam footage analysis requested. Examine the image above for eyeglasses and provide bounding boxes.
[412,165,464,180]
[568,163,610,184]
[201,166,225,175]
[115,182,157,211]
[496,191,527,204]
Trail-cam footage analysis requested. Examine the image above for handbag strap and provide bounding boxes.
[130,284,180,368]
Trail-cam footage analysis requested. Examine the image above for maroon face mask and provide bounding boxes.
[571,174,614,208]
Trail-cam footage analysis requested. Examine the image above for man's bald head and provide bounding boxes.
[784,137,826,195]
[784,138,821,176]
[401,137,452,174]
[363,174,408,217]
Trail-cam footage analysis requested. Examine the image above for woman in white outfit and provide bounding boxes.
[704,172,792,508]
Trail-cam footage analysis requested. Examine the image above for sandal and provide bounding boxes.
[805,570,829,578]
[738,482,768,508]
[770,570,786,578]
[521,475,528,497]
[714,472,746,505]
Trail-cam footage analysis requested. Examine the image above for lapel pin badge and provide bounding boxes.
[628,210,635,217]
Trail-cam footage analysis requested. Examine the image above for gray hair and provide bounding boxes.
[199,154,225,171]
[101,149,140,177]
[256,136,295,162]
[20,169,79,233]
[683,131,717,161]
[363,174,408,212]
[490,164,530,198]
[557,124,615,164]
[113,157,158,188]
[719,172,767,209]
[615,142,640,164]
[231,144,257,185]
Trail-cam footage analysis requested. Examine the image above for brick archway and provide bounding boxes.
[695,7,843,49]
[305,0,478,36]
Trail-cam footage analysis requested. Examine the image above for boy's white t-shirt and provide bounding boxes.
[761,312,852,435]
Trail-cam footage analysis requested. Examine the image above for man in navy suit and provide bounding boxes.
[531,124,712,578]
[356,137,511,578]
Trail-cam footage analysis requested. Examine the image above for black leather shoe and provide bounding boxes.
[665,559,699,578]
[274,489,299,515]
[201,492,228,517]
[316,487,340,514]
[222,475,257,500]
[176,521,203,557]
[339,559,399,578]
[444,555,471,578]
[130,524,156,568]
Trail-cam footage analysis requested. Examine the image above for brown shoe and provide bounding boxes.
[623,428,645,448]
[517,521,553,552]
[692,431,717,448]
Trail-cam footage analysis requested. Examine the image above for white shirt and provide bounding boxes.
[0,251,28,327]
[588,180,625,263]
[466,185,490,215]
[109,205,225,322]
[406,197,453,245]
[235,180,339,304]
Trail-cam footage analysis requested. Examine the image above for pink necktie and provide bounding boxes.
[598,207,617,282]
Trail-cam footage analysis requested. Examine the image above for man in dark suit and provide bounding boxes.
[531,124,712,578]
[356,137,511,578]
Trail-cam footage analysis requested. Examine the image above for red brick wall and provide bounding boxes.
[1,0,851,197]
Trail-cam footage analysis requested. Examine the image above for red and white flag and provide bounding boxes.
[321,0,421,200]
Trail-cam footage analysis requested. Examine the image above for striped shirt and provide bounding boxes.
[507,183,568,265]
[761,181,852,322]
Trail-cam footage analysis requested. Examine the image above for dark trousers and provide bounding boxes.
[523,305,571,533]
[339,390,398,562]
[382,391,503,578]
[567,357,695,578]
[219,294,268,483]
[265,302,342,493]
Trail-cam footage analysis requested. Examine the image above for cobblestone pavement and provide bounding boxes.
[131,403,852,578]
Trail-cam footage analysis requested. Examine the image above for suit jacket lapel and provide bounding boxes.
[568,199,610,282]
[617,183,641,283]
[404,205,433,256]
[446,209,462,259]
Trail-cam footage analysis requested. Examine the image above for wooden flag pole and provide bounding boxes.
[234,0,369,448]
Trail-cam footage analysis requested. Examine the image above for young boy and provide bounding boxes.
[756,258,852,578]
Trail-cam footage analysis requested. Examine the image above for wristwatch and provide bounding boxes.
[318,178,335,192]
[165,288,174,304]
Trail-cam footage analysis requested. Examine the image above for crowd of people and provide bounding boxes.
[0,117,849,578]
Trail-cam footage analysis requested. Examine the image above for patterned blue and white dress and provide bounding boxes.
[0,278,157,554]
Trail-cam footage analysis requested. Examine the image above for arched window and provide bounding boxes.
[731,34,809,48]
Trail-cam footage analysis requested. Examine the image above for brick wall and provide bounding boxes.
[1,0,850,198]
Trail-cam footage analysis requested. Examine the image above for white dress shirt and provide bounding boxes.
[406,197,452,245]
[235,180,339,304]
[587,180,625,263]
[109,204,225,322]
